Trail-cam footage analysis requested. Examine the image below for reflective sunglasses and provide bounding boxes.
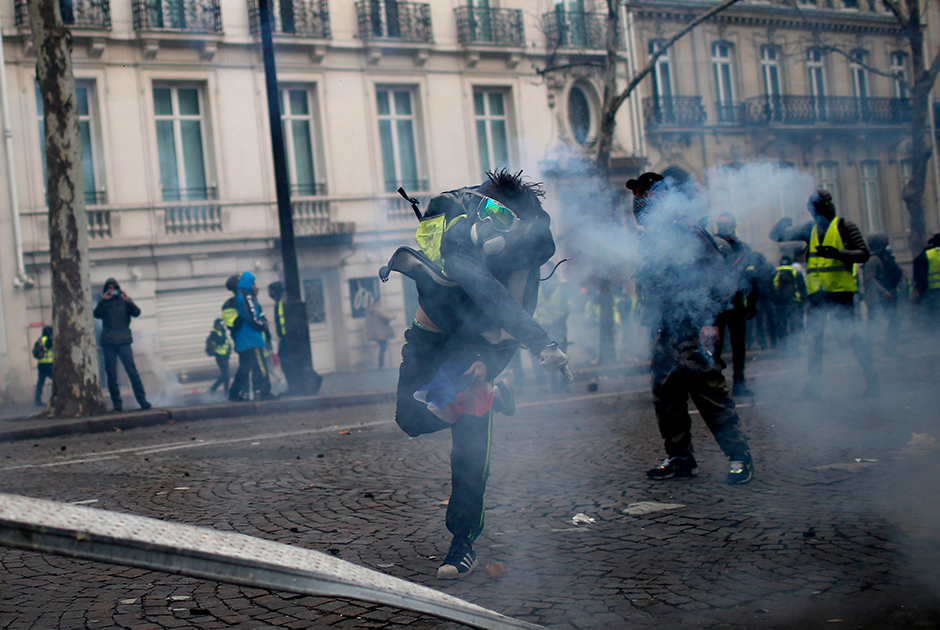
[479,197,520,231]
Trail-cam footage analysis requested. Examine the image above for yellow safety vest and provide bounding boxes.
[214,336,231,356]
[806,220,856,295]
[37,336,53,364]
[926,247,940,291]
[276,299,286,337]
[773,265,803,303]
[221,294,239,330]
[415,214,466,271]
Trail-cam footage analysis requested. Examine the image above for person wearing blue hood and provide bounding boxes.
[229,272,275,401]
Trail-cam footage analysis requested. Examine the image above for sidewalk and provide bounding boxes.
[0,361,648,443]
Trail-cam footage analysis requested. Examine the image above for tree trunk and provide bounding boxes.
[904,3,930,253]
[27,0,107,417]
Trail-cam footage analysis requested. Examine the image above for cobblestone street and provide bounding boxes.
[1,346,939,630]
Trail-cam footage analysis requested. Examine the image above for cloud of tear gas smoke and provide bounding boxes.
[548,162,817,365]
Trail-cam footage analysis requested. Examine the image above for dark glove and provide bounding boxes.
[814,245,840,259]
[745,305,758,320]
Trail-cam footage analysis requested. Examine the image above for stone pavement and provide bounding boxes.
[0,346,939,629]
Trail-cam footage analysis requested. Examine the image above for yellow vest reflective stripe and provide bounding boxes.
[38,336,53,364]
[927,247,940,290]
[806,220,857,295]
[277,299,285,335]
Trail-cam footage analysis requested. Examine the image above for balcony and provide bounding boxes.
[454,6,524,47]
[542,9,616,50]
[15,0,111,30]
[715,102,747,125]
[133,0,222,33]
[355,1,432,43]
[745,95,912,126]
[247,0,330,38]
[643,96,707,127]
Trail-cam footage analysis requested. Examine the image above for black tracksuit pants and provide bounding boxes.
[231,347,271,399]
[395,325,514,546]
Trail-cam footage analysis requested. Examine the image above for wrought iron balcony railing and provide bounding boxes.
[454,6,524,47]
[643,96,707,127]
[355,1,432,43]
[133,0,222,33]
[15,0,111,30]
[715,102,747,125]
[746,95,912,125]
[248,0,330,38]
[542,9,617,50]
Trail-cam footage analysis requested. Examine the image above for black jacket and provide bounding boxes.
[93,278,141,345]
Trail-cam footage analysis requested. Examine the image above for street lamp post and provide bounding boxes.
[257,0,320,395]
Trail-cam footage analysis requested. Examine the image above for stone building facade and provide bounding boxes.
[0,0,640,403]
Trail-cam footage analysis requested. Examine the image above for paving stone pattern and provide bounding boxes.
[0,347,939,630]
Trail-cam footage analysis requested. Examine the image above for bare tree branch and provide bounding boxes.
[610,0,745,116]
[881,0,909,29]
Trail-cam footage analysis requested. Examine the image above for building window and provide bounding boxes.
[761,46,781,97]
[649,40,673,101]
[568,84,592,146]
[280,86,324,196]
[807,49,827,120]
[891,52,908,98]
[376,86,421,193]
[36,80,105,206]
[860,161,881,232]
[153,85,212,202]
[851,50,869,98]
[474,88,510,178]
[842,0,858,8]
[817,161,840,209]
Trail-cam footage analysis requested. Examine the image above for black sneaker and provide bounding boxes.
[437,541,477,580]
[139,401,152,411]
[647,455,697,480]
[732,382,754,397]
[727,457,754,485]
[492,381,515,416]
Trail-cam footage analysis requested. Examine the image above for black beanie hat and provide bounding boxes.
[225,274,240,292]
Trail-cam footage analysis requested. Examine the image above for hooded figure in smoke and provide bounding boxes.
[770,190,879,397]
[380,168,572,580]
[93,278,151,411]
[228,272,275,402]
[627,172,754,485]
[863,232,903,356]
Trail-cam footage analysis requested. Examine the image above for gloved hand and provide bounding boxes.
[814,245,840,259]
[745,304,758,320]
[538,343,574,383]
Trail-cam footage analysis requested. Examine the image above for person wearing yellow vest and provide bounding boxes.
[912,233,940,321]
[206,318,232,396]
[770,190,879,398]
[772,255,806,353]
[266,281,322,397]
[32,326,53,406]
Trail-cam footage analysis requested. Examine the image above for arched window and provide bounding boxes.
[568,84,592,146]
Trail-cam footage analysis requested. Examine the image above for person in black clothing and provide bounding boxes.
[713,212,758,397]
[381,169,572,580]
[772,255,807,353]
[206,318,232,395]
[629,172,754,486]
[33,325,53,406]
[863,233,903,356]
[93,278,151,411]
[770,190,879,398]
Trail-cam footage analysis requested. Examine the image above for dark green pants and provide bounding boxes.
[395,325,513,544]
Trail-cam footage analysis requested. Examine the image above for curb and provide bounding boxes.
[1,361,650,444]
[0,391,397,444]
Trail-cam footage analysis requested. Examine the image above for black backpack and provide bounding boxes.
[32,338,46,359]
[205,332,219,357]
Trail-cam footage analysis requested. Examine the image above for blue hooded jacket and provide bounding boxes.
[234,272,267,352]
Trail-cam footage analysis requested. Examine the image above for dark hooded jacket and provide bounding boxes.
[863,232,902,305]
[93,278,140,345]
